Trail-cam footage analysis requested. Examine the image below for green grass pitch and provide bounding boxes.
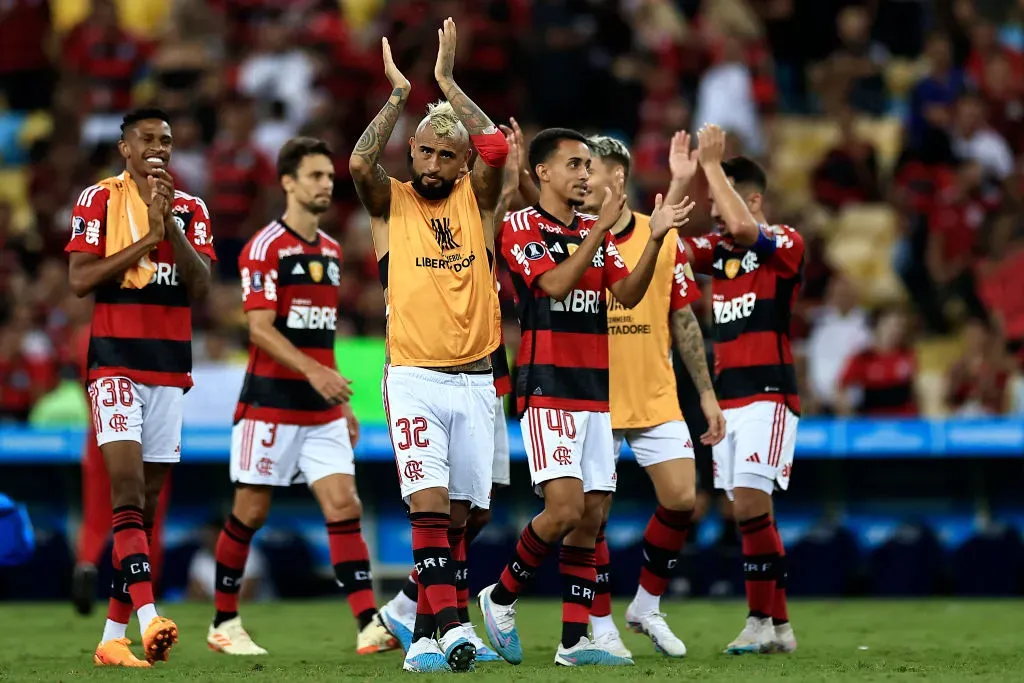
[1,599,1021,681]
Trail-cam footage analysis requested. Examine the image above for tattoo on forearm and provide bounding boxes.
[353,88,407,167]
[672,307,714,394]
[440,81,494,135]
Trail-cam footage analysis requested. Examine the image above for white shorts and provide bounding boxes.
[88,377,183,463]
[230,417,354,487]
[521,407,616,495]
[492,395,511,487]
[383,366,496,510]
[613,420,694,468]
[712,401,798,499]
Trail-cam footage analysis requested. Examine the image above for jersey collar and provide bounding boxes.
[533,204,580,231]
[278,217,320,246]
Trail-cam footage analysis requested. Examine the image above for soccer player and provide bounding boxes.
[66,107,215,667]
[73,432,170,616]
[479,128,695,666]
[206,137,395,657]
[579,134,725,658]
[678,125,801,654]
[349,19,508,673]
[376,149,521,664]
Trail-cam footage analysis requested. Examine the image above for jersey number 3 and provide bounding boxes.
[395,417,429,450]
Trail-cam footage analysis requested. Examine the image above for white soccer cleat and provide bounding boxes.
[625,602,687,658]
[478,583,522,664]
[591,629,633,659]
[463,622,502,662]
[724,616,773,655]
[357,615,399,655]
[207,617,268,656]
[377,598,415,653]
[767,622,797,653]
[438,624,476,672]
[555,636,634,666]
[403,637,450,673]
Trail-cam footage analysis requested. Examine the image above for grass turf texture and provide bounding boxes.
[0,599,1020,681]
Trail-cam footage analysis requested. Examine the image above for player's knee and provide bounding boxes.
[731,487,770,522]
[658,488,697,513]
[546,497,585,534]
[232,495,272,530]
[323,496,363,524]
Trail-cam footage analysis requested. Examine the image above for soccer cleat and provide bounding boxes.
[767,622,798,653]
[357,614,399,655]
[93,638,151,667]
[142,616,178,663]
[555,636,635,666]
[724,616,773,655]
[625,602,687,658]
[403,637,451,673]
[463,622,502,662]
[377,600,415,653]
[592,630,633,659]
[72,563,97,616]
[439,625,477,672]
[478,583,522,664]
[207,616,268,656]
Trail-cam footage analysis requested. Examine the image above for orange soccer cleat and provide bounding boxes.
[93,638,152,667]
[142,616,179,663]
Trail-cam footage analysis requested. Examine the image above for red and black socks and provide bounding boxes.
[738,513,779,619]
[773,522,789,625]
[327,518,377,629]
[410,512,460,636]
[213,514,256,626]
[490,522,553,606]
[559,545,597,649]
[591,523,612,618]
[638,506,693,597]
[111,506,154,610]
[448,526,470,624]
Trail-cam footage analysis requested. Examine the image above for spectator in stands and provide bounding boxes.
[837,309,918,417]
[237,10,317,131]
[0,0,54,111]
[63,0,153,145]
[926,159,997,326]
[805,275,873,415]
[809,5,889,116]
[945,319,1011,416]
[811,107,881,210]
[693,32,763,155]
[965,19,1024,97]
[206,95,275,279]
[0,303,57,422]
[951,92,1015,182]
[906,33,964,150]
[978,53,1024,155]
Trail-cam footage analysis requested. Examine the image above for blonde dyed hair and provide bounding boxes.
[422,100,467,140]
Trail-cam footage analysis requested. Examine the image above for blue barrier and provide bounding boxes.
[0,418,1022,463]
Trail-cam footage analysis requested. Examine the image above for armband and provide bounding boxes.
[471,128,509,167]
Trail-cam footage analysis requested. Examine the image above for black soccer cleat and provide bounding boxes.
[72,563,98,616]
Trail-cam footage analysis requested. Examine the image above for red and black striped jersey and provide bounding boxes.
[840,348,917,416]
[685,225,804,413]
[492,338,511,397]
[236,220,343,426]
[501,205,629,414]
[65,185,215,389]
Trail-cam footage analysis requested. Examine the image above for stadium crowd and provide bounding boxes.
[1,0,1023,422]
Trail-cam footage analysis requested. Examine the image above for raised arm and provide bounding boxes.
[697,124,760,246]
[349,38,410,219]
[434,17,508,211]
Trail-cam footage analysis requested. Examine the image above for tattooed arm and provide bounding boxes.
[434,18,505,211]
[671,305,726,445]
[349,38,410,218]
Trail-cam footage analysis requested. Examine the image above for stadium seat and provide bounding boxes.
[951,526,1024,596]
[787,525,861,596]
[869,523,945,596]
